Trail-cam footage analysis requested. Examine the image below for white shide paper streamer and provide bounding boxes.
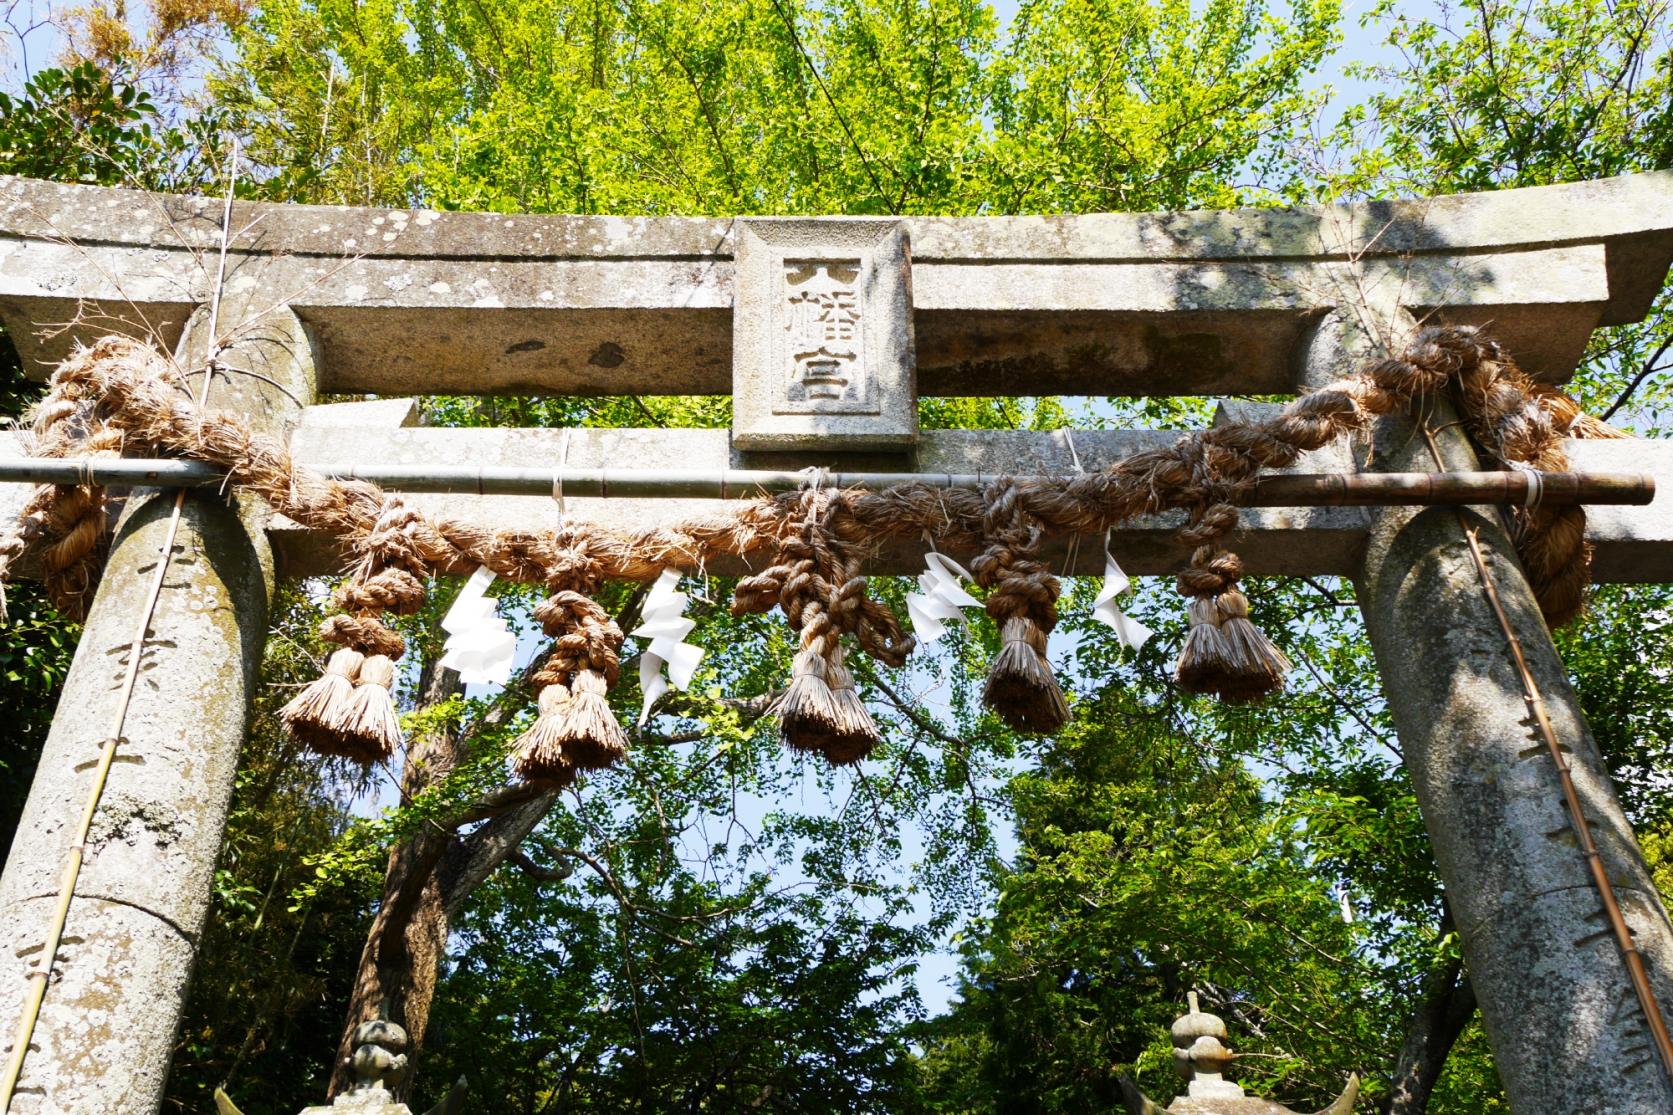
[1092,548,1153,651]
[632,569,706,723]
[438,566,518,686]
[906,551,982,643]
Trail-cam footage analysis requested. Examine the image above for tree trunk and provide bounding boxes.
[326,587,650,1099]
[327,663,464,1100]
[1381,937,1478,1115]
[326,655,571,1100]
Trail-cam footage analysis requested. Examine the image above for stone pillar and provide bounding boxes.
[0,298,317,1114]
[1300,310,1673,1112]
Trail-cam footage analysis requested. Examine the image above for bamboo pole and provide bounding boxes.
[0,458,1653,506]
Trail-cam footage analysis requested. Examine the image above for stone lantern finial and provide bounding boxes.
[1119,993,1360,1115]
[346,1020,410,1103]
[1170,990,1244,1101]
[298,1019,417,1114]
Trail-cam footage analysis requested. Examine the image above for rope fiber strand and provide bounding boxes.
[0,325,1627,782]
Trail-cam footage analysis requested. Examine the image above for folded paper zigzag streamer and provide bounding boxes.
[1092,547,1152,651]
[438,566,518,686]
[633,569,706,723]
[906,551,982,643]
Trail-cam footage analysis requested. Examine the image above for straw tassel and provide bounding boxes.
[511,681,578,787]
[285,616,410,762]
[281,496,428,761]
[778,632,840,753]
[821,643,879,764]
[986,614,1068,732]
[734,487,890,765]
[778,623,880,765]
[511,582,628,784]
[1173,546,1289,703]
[279,647,364,755]
[344,653,403,761]
[971,478,1067,734]
[551,666,628,768]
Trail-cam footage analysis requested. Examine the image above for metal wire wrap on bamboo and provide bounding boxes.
[0,326,1627,774]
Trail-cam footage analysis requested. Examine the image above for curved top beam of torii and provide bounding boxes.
[0,171,1671,581]
[0,170,1670,397]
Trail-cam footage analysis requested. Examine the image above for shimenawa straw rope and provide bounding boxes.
[0,325,1627,783]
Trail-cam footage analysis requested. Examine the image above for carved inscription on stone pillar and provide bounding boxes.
[732,220,915,451]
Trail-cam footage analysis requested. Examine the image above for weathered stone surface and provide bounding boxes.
[299,396,420,429]
[0,296,316,1114]
[1306,310,1673,1114]
[731,219,916,450]
[1165,1100,1350,1115]
[1121,994,1360,1114]
[1,172,1669,394]
[299,1096,413,1115]
[0,898,195,1114]
[297,1020,414,1114]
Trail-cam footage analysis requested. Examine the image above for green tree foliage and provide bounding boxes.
[919,690,1376,1112]
[0,61,207,187]
[1320,0,1672,197]
[420,829,932,1110]
[985,0,1338,211]
[214,0,1336,214]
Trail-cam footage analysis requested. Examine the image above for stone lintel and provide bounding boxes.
[1,172,1668,395]
[0,420,1663,581]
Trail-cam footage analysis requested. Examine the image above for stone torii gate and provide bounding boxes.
[0,170,1672,1113]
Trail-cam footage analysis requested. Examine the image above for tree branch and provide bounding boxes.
[510,848,575,883]
[1600,332,1673,423]
[438,790,561,917]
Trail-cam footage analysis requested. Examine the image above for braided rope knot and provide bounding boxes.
[1176,548,1244,598]
[973,477,1067,733]
[739,487,889,763]
[367,496,422,547]
[334,567,427,614]
[510,531,630,783]
[1445,328,1624,626]
[531,589,623,686]
[545,524,603,595]
[318,613,407,660]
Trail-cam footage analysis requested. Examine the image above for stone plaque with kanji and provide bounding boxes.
[732,219,915,451]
